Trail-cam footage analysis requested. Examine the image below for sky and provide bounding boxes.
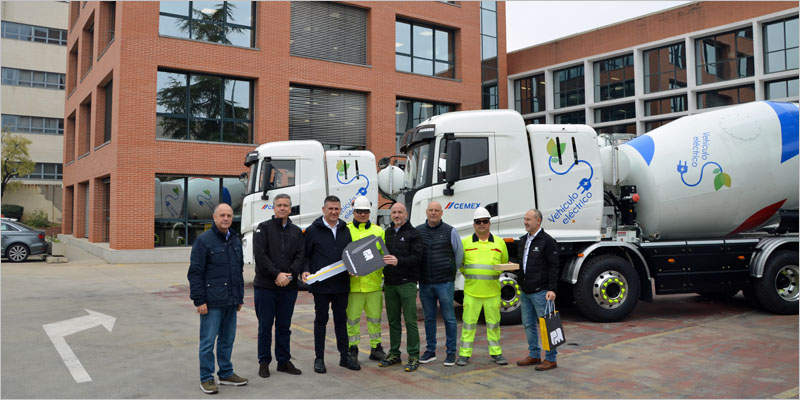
[505,1,692,52]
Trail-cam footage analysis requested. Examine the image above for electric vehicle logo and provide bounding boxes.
[676,132,732,191]
[545,138,595,225]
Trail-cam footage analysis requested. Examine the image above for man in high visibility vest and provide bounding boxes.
[346,196,387,363]
[456,207,509,366]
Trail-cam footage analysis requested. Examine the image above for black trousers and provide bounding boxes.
[313,292,349,360]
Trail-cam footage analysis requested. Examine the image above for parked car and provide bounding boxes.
[1,218,48,262]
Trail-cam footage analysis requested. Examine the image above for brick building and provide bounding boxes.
[62,1,507,258]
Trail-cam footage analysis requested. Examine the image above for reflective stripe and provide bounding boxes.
[369,332,381,339]
[464,264,495,270]
[486,323,499,330]
[348,335,360,342]
[347,318,360,326]
[367,317,381,324]
[488,340,500,347]
[462,323,477,330]
[461,341,474,348]
[463,274,497,280]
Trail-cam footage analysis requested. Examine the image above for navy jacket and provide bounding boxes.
[253,216,305,291]
[188,224,244,307]
[303,216,352,294]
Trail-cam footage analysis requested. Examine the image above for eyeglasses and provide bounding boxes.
[473,219,490,225]
[354,209,371,215]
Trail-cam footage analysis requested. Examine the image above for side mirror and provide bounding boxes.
[444,141,461,196]
[261,162,273,200]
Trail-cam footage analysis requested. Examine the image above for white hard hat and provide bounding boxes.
[353,196,371,210]
[473,207,491,220]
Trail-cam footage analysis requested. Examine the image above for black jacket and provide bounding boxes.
[187,224,244,307]
[517,229,560,294]
[303,216,352,294]
[416,220,462,284]
[383,220,422,285]
[253,216,305,291]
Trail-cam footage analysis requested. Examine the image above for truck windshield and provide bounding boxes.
[404,142,432,189]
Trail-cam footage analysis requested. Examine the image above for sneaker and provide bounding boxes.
[419,351,437,364]
[258,362,270,378]
[349,345,359,361]
[443,353,457,366]
[378,354,402,367]
[277,361,302,375]
[404,358,419,372]
[491,354,508,365]
[218,373,248,386]
[455,356,469,366]
[339,355,361,371]
[369,344,387,361]
[200,380,218,394]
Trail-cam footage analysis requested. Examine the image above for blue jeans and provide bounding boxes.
[520,290,558,362]
[419,281,457,355]
[199,305,238,382]
[254,287,298,365]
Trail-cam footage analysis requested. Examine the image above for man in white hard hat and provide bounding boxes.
[345,196,387,363]
[456,207,509,367]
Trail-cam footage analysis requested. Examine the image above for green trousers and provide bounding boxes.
[384,282,420,359]
[346,290,383,348]
[459,294,502,357]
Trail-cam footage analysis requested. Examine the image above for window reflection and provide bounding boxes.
[159,1,255,47]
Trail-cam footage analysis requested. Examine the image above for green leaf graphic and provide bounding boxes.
[722,172,731,187]
[203,189,211,195]
[172,187,179,194]
[336,160,344,173]
[546,139,567,158]
[713,168,720,174]
[713,172,732,191]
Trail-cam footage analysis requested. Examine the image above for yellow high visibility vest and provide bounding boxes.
[460,233,508,298]
[347,221,385,293]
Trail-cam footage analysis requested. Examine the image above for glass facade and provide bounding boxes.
[554,65,585,109]
[554,110,585,124]
[643,43,687,93]
[645,118,678,132]
[396,99,452,153]
[514,74,546,114]
[697,84,755,109]
[156,70,252,143]
[695,27,754,85]
[595,102,635,123]
[2,114,64,135]
[594,54,635,101]
[1,21,67,45]
[396,21,454,78]
[1,67,65,90]
[159,1,255,47]
[596,123,636,134]
[480,1,498,109]
[644,95,687,116]
[764,17,799,73]
[19,163,63,180]
[524,117,546,125]
[289,86,367,149]
[765,77,799,99]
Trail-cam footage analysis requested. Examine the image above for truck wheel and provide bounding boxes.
[499,272,522,325]
[573,255,640,322]
[753,250,799,315]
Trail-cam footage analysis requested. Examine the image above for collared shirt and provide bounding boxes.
[522,227,542,274]
[324,219,338,239]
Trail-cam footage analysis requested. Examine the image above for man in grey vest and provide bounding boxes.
[415,201,463,366]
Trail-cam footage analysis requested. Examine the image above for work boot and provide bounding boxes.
[491,354,508,365]
[339,355,361,371]
[369,344,386,361]
[404,357,420,372]
[378,354,402,367]
[349,345,359,361]
[456,356,470,366]
[200,380,218,394]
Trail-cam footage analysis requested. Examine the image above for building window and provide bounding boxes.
[1,67,65,90]
[554,110,585,124]
[396,99,452,153]
[514,74,545,114]
[396,20,454,78]
[18,163,63,180]
[1,21,67,45]
[103,79,113,143]
[764,17,799,74]
[595,124,636,135]
[291,2,366,65]
[594,54,635,101]
[554,65,584,109]
[594,102,635,123]
[156,70,252,143]
[2,115,64,135]
[480,1,498,108]
[289,85,366,149]
[644,95,687,117]
[643,43,687,93]
[154,176,246,247]
[695,27,754,85]
[482,85,498,110]
[159,1,255,47]
[765,77,799,100]
[645,118,678,132]
[697,84,755,109]
[525,117,545,125]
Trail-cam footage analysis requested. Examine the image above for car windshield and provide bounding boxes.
[404,142,432,189]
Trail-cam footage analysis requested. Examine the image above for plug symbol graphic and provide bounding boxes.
[577,178,592,194]
[676,161,688,174]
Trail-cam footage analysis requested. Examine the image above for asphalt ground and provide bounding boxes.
[1,251,798,399]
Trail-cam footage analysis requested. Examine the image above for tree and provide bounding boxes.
[1,129,35,196]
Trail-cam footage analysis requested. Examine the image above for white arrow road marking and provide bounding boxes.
[42,309,116,383]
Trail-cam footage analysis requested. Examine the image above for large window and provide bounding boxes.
[594,54,634,101]
[154,176,246,247]
[644,95,687,117]
[554,110,585,124]
[396,99,452,153]
[514,74,545,114]
[525,117,545,125]
[554,65,584,109]
[645,118,678,133]
[595,102,635,123]
[644,43,687,93]
[1,67,65,90]
[2,115,63,135]
[291,2,367,65]
[595,124,636,134]
[480,1,498,109]
[289,85,366,149]
[396,20,454,78]
[697,84,755,109]
[764,17,799,74]
[156,70,252,143]
[159,1,255,47]
[765,77,799,100]
[695,27,754,85]
[19,163,63,180]
[1,21,67,45]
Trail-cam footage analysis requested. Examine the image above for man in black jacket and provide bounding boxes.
[301,196,360,374]
[378,203,423,372]
[188,203,248,394]
[253,194,304,378]
[515,208,560,371]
